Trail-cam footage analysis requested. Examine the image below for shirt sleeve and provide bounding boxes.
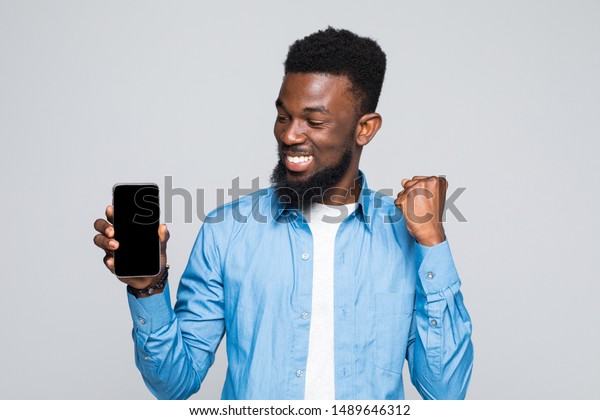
[127,221,226,400]
[405,239,474,399]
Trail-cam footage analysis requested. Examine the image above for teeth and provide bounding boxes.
[287,155,313,164]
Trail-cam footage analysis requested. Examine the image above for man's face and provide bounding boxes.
[270,72,361,208]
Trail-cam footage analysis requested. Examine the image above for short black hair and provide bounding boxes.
[284,26,387,116]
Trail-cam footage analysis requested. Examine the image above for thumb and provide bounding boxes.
[158,224,170,254]
[158,224,170,242]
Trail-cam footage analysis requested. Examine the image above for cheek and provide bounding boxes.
[315,128,355,159]
[313,146,346,169]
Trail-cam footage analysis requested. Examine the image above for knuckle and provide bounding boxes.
[103,256,115,272]
[94,233,109,249]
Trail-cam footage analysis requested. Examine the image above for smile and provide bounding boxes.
[284,154,314,173]
[286,155,313,163]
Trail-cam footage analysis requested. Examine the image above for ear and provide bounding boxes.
[355,113,382,147]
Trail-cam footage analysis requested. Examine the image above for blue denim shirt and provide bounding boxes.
[127,173,474,399]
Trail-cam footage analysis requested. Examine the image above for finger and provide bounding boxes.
[438,176,448,190]
[93,233,119,251]
[158,224,170,244]
[402,176,428,187]
[158,224,170,258]
[105,205,114,224]
[394,191,407,208]
[103,254,115,273]
[402,176,437,191]
[401,178,426,191]
[93,218,114,237]
[415,176,448,193]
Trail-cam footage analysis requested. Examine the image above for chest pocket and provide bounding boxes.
[375,292,415,374]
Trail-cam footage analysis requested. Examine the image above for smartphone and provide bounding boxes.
[112,183,161,278]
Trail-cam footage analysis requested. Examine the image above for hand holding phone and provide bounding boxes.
[93,184,169,292]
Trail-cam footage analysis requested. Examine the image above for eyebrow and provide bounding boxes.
[275,99,331,115]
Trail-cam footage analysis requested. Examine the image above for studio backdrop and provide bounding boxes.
[0,0,598,399]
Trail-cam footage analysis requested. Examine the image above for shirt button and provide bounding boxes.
[295,369,304,377]
[143,355,149,361]
[426,271,435,280]
[430,319,438,327]
[301,311,309,320]
[138,316,146,325]
[301,253,310,261]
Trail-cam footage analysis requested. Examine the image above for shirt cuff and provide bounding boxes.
[127,282,176,335]
[414,239,460,295]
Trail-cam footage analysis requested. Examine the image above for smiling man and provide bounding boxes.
[94,27,473,400]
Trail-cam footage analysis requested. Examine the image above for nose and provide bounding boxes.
[279,119,306,146]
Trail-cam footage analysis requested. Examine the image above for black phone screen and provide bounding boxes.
[113,184,160,277]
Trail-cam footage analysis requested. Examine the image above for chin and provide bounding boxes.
[285,168,315,181]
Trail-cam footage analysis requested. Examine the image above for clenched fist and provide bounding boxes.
[394,176,447,247]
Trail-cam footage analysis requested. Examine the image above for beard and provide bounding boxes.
[270,146,353,210]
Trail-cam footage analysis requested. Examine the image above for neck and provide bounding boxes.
[320,168,361,205]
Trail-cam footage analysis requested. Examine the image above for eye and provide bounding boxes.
[307,120,325,127]
[276,115,290,123]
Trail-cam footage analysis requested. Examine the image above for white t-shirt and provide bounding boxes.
[302,202,358,400]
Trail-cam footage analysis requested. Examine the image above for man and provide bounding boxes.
[93,27,473,400]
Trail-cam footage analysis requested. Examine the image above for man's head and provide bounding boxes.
[271,27,386,209]
[284,26,387,117]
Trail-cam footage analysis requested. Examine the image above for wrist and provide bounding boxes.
[415,227,446,247]
[127,265,169,299]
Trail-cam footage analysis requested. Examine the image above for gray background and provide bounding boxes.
[1,0,598,399]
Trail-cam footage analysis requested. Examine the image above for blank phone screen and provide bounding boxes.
[113,184,160,277]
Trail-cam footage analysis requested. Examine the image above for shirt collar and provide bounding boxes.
[268,170,375,231]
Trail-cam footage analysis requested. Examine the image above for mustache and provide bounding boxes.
[278,145,313,155]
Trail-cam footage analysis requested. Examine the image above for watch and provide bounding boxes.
[127,264,169,298]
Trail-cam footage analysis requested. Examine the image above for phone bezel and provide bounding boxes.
[112,183,161,278]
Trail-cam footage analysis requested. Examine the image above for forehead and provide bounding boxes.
[277,73,355,111]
